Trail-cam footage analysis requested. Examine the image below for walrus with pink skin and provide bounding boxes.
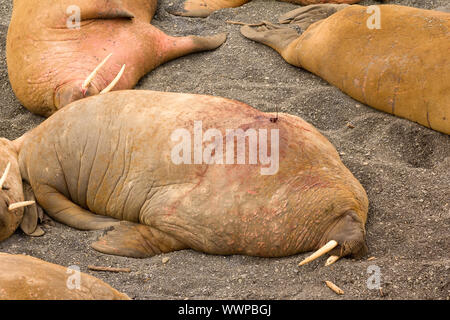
[0,90,368,266]
[6,0,226,117]
[170,0,363,18]
[0,253,130,300]
[239,4,450,134]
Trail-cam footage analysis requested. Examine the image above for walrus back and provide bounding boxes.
[294,5,450,134]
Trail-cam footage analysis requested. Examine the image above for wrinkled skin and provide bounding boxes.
[240,4,450,134]
[0,253,130,299]
[0,90,368,261]
[0,140,25,241]
[7,0,226,117]
[170,0,363,18]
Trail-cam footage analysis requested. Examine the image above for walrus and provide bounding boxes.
[170,0,364,18]
[0,253,130,299]
[6,0,226,117]
[239,4,450,135]
[0,90,368,266]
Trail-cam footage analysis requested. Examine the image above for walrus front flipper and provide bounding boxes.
[169,0,250,18]
[20,183,45,237]
[34,185,120,230]
[92,222,187,258]
[278,4,350,30]
[240,23,300,62]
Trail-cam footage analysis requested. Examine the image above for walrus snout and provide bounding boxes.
[0,185,23,242]
[0,141,36,241]
[53,80,100,113]
[324,210,368,258]
[298,210,368,267]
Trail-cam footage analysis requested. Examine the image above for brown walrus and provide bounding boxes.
[170,0,363,18]
[240,4,450,134]
[0,253,130,300]
[6,0,226,117]
[0,90,368,267]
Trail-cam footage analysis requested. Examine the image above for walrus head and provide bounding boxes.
[0,138,38,241]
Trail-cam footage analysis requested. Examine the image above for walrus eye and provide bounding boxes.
[2,186,10,191]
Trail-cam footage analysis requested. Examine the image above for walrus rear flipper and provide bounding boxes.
[278,4,350,30]
[240,23,300,62]
[92,222,187,258]
[169,0,250,18]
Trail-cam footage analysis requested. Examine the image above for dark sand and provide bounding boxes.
[0,0,449,299]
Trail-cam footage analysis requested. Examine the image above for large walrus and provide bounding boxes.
[240,4,450,135]
[170,0,363,18]
[0,90,368,267]
[0,253,130,299]
[6,0,226,117]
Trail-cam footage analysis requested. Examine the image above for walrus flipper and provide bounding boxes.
[92,222,187,258]
[278,4,350,30]
[33,184,120,230]
[20,182,45,237]
[169,0,250,18]
[240,23,300,60]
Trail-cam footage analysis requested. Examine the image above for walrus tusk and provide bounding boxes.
[298,240,338,266]
[100,64,126,94]
[325,255,340,266]
[8,201,35,211]
[0,162,11,190]
[325,280,344,295]
[82,53,113,92]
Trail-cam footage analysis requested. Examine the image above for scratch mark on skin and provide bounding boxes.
[391,76,401,115]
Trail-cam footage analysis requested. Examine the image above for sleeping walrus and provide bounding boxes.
[6,0,226,117]
[0,90,368,267]
[240,4,450,134]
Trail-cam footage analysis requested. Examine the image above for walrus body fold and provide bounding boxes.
[0,90,368,263]
[0,253,130,300]
[240,4,450,134]
[6,0,226,117]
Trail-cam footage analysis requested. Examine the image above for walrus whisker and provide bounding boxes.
[8,201,35,211]
[325,255,340,266]
[100,64,126,94]
[82,53,113,92]
[0,162,11,190]
[298,240,338,266]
